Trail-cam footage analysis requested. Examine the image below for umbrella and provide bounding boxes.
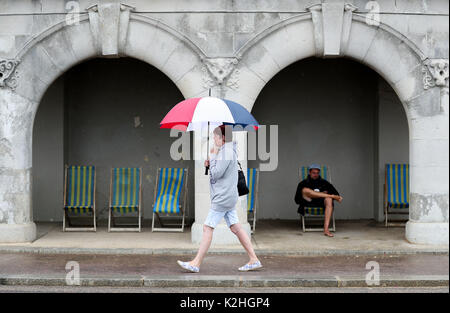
[160,96,259,174]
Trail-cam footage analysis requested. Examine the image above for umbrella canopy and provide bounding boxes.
[160,97,259,131]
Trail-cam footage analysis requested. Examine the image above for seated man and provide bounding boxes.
[294,164,343,237]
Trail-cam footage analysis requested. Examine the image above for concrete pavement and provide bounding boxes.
[1,220,447,289]
[0,220,448,256]
[0,252,448,288]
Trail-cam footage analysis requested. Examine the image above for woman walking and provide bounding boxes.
[177,125,262,273]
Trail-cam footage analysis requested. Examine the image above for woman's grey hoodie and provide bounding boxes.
[209,141,239,212]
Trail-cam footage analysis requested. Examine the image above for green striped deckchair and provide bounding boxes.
[108,167,142,232]
[384,164,409,226]
[298,165,336,232]
[63,165,96,232]
[152,167,188,232]
[247,168,259,233]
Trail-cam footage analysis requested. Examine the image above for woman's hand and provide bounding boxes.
[204,160,210,167]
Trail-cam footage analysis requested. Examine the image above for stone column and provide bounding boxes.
[191,127,251,245]
[406,61,449,245]
[191,58,251,245]
[0,87,37,242]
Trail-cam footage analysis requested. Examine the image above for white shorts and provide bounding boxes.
[204,208,239,229]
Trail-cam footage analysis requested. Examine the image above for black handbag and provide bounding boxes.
[237,161,249,196]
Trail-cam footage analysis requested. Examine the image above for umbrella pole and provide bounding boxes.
[205,121,210,175]
[205,88,211,175]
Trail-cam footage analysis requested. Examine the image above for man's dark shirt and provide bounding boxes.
[294,175,339,215]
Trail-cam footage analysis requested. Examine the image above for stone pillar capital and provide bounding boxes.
[0,59,19,90]
[201,57,240,90]
[422,59,449,91]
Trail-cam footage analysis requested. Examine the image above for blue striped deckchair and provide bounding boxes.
[247,168,259,233]
[384,164,409,226]
[298,165,336,232]
[63,165,96,232]
[152,168,188,232]
[108,167,142,232]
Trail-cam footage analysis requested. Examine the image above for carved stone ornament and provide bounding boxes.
[202,57,240,90]
[0,59,19,90]
[422,59,449,90]
[86,3,135,56]
[305,2,358,57]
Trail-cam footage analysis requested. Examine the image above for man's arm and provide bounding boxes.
[294,181,306,204]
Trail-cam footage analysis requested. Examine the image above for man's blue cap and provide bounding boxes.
[308,164,321,171]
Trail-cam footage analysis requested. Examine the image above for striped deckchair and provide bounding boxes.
[298,165,336,232]
[384,164,409,227]
[247,168,259,233]
[152,168,188,232]
[63,165,96,232]
[108,167,142,232]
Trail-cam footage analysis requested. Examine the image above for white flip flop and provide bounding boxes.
[177,260,200,273]
[238,260,263,272]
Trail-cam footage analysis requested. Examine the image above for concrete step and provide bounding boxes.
[0,274,448,288]
[0,246,448,256]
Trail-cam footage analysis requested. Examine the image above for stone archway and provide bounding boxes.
[0,4,210,242]
[216,3,448,245]
[0,3,448,245]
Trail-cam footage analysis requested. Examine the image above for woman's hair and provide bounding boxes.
[213,125,233,142]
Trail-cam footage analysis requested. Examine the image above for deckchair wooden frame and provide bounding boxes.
[152,168,188,232]
[298,166,336,233]
[384,164,409,227]
[108,167,143,232]
[247,168,260,234]
[62,165,97,232]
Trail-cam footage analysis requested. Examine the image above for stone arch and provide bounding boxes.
[7,9,211,166]
[226,14,429,124]
[0,9,209,242]
[13,12,207,107]
[220,10,448,245]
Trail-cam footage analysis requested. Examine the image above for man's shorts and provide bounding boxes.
[204,208,239,229]
[302,197,325,208]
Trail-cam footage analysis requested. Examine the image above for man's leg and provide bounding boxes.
[303,188,334,200]
[323,198,334,237]
[230,223,259,264]
[189,224,214,267]
[302,188,343,203]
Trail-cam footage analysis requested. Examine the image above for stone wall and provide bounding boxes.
[0,0,448,244]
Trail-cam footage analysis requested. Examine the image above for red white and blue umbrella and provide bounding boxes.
[160,96,259,174]
[159,97,259,131]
